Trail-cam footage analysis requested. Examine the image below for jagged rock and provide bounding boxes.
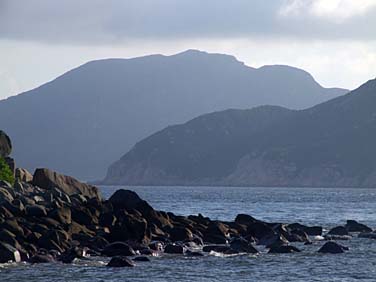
[107,256,135,267]
[15,168,33,182]
[0,131,12,158]
[318,241,349,254]
[101,242,136,257]
[247,221,274,240]
[0,242,21,263]
[345,220,372,233]
[0,187,14,203]
[328,226,348,236]
[32,168,101,199]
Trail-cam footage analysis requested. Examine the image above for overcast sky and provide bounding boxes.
[0,0,375,99]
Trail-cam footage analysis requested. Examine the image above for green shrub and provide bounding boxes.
[0,156,15,186]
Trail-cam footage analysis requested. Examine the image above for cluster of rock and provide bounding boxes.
[1,165,376,267]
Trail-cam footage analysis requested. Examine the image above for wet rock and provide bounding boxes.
[185,250,204,257]
[164,243,184,254]
[258,233,288,247]
[269,244,301,253]
[28,254,55,263]
[358,232,376,239]
[202,245,238,254]
[102,242,136,257]
[247,221,274,240]
[230,237,258,253]
[133,256,150,262]
[327,226,348,236]
[318,241,349,254]
[288,223,322,236]
[0,242,21,263]
[107,256,135,267]
[32,168,101,199]
[345,220,372,233]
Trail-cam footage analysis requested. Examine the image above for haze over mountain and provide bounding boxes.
[103,78,376,187]
[0,50,347,180]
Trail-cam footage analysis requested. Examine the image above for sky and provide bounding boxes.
[0,0,375,99]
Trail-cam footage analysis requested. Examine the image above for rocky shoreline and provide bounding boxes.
[1,130,376,267]
[1,167,376,267]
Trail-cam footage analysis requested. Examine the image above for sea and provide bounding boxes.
[2,186,376,282]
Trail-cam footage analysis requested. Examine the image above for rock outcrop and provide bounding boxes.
[0,131,11,158]
[32,168,101,199]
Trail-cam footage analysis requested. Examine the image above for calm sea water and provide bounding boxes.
[2,186,376,282]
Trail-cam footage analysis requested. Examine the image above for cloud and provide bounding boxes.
[0,0,375,44]
[280,0,376,23]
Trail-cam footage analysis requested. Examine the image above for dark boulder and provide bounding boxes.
[235,214,257,225]
[328,226,348,236]
[318,241,349,254]
[101,242,136,257]
[109,189,153,214]
[28,253,55,263]
[269,245,301,254]
[32,168,101,199]
[230,237,258,253]
[25,205,48,217]
[247,221,274,240]
[0,131,12,158]
[168,226,193,242]
[133,256,150,262]
[164,243,184,254]
[107,256,135,267]
[345,220,372,233]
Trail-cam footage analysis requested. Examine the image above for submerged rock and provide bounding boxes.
[318,241,349,254]
[268,245,301,254]
[107,256,135,267]
[327,226,348,236]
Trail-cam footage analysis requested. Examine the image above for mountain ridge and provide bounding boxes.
[0,50,348,180]
[102,78,376,187]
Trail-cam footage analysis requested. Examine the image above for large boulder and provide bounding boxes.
[328,226,348,236]
[0,131,11,158]
[32,168,101,199]
[109,189,153,214]
[101,242,136,257]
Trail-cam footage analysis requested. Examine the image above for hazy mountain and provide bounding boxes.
[102,78,376,187]
[0,50,347,180]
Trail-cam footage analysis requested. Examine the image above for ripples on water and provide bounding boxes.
[2,186,376,282]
